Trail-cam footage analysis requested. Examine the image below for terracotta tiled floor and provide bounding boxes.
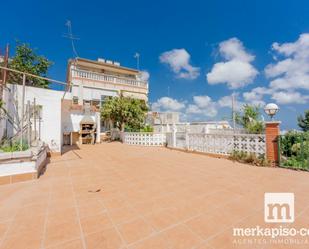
[0,143,309,249]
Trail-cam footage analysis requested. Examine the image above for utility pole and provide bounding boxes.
[232,93,236,133]
[27,100,31,146]
[20,73,26,150]
[33,98,37,142]
[0,44,9,100]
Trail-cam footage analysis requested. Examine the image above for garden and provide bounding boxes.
[279,131,309,170]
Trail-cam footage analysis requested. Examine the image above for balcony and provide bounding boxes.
[71,69,148,89]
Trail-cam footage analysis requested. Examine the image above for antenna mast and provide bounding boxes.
[134,52,140,70]
[64,20,79,58]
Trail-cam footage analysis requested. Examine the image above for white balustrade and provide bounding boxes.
[72,69,148,89]
[123,132,166,146]
[166,132,266,156]
[123,130,266,156]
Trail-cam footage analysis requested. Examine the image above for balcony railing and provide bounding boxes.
[71,69,148,89]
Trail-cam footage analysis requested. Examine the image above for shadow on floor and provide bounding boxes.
[62,145,80,155]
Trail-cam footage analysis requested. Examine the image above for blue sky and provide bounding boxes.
[1,0,309,130]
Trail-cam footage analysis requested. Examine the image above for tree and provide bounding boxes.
[297,110,309,132]
[101,96,148,131]
[8,42,53,88]
[236,104,264,134]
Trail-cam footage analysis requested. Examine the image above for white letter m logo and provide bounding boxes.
[264,193,294,223]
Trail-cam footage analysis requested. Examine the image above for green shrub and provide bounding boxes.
[140,125,154,132]
[229,150,269,167]
[279,131,309,170]
[0,140,29,152]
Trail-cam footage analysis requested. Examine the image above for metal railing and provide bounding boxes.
[72,69,148,89]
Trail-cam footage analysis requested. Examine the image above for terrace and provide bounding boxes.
[0,143,309,249]
[72,69,148,89]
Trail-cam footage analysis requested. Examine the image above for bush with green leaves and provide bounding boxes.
[0,140,29,152]
[235,104,264,134]
[101,96,148,132]
[8,42,53,88]
[140,125,154,132]
[279,131,309,170]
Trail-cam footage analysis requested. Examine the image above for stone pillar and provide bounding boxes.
[265,121,281,166]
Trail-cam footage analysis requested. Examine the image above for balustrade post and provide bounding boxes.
[172,123,177,147]
[95,112,101,143]
[185,123,190,150]
[166,124,170,133]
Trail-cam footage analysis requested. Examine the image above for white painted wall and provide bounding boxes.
[153,121,232,133]
[71,82,119,106]
[4,84,65,153]
[2,84,103,152]
[61,100,101,143]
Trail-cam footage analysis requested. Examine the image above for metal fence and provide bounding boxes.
[278,132,309,171]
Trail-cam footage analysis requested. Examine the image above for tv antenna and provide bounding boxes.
[134,52,140,70]
[63,20,80,58]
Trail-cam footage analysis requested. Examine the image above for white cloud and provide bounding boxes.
[219,38,255,62]
[159,49,200,79]
[139,71,150,81]
[242,87,272,106]
[192,95,212,108]
[186,95,217,117]
[265,33,309,90]
[218,94,244,110]
[152,95,218,119]
[271,91,309,104]
[207,38,258,89]
[151,97,185,112]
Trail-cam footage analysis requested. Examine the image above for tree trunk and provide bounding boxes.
[121,122,125,132]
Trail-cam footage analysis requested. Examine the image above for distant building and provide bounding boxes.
[1,56,149,154]
[146,112,180,125]
[148,112,231,134]
[67,57,148,104]
[67,57,149,131]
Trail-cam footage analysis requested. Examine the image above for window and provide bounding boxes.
[72,96,78,105]
[101,95,108,103]
[83,100,91,105]
[91,100,100,109]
